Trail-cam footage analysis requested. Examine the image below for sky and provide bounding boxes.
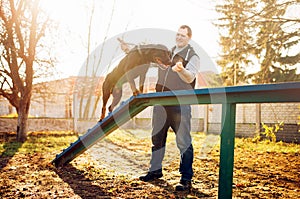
[40,0,300,79]
[40,0,221,78]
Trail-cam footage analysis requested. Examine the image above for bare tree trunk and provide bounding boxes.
[83,84,93,119]
[17,111,28,142]
[91,92,101,119]
[17,96,31,142]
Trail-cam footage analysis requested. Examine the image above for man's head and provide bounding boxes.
[176,25,192,48]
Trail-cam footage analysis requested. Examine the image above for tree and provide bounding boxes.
[248,0,300,83]
[77,0,117,120]
[215,0,300,84]
[215,0,258,85]
[0,0,53,142]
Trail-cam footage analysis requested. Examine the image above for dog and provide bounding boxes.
[100,44,172,121]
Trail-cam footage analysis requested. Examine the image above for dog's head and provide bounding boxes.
[148,44,172,69]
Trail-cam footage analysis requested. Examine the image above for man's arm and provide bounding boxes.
[172,55,200,83]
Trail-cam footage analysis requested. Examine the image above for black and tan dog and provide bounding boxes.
[100,44,172,121]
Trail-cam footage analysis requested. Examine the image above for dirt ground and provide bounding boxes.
[0,130,299,198]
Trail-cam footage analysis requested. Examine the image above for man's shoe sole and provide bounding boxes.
[139,173,163,182]
[175,181,192,191]
[175,186,190,191]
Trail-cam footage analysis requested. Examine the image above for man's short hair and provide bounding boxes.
[179,25,192,38]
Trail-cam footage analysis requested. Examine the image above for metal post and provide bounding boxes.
[218,103,236,199]
[203,104,209,133]
[73,92,78,133]
[256,104,261,134]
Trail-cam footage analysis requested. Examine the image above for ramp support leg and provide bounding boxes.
[218,103,236,199]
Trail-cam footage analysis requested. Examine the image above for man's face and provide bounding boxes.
[176,28,191,48]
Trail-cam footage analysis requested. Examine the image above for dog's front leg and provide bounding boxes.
[126,74,139,96]
[130,84,139,96]
[109,88,123,112]
[139,72,146,93]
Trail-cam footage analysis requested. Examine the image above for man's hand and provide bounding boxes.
[172,62,184,72]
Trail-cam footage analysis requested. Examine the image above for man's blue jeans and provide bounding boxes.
[149,105,194,181]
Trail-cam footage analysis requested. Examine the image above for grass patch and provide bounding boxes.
[235,138,300,153]
[0,142,23,157]
[0,131,78,157]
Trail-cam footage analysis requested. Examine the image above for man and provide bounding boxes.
[139,25,200,191]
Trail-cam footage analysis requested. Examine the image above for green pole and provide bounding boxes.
[218,103,236,198]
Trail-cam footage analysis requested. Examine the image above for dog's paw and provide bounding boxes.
[133,90,140,96]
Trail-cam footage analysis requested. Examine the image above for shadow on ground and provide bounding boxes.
[149,178,212,198]
[54,163,113,199]
[0,133,23,170]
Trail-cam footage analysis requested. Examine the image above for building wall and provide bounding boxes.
[0,109,299,143]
